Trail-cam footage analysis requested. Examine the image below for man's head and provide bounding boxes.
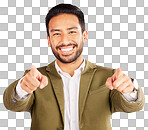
[45,4,88,64]
[45,3,85,36]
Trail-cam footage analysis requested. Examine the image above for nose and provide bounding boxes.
[60,33,69,45]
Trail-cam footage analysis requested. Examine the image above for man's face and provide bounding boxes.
[47,13,88,63]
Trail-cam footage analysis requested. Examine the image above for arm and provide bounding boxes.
[110,85,145,113]
[106,69,145,113]
[3,65,48,112]
[3,70,34,112]
[14,76,30,100]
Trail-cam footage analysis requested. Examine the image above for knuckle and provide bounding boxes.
[37,82,40,87]
[123,73,126,77]
[25,74,30,80]
[20,80,24,86]
[126,80,131,86]
[105,80,109,86]
[27,83,34,90]
[125,76,129,81]
[117,87,122,92]
[117,88,121,92]
[105,82,108,86]
[113,82,117,87]
[106,82,110,87]
[29,90,33,94]
[29,70,36,77]
[21,85,25,90]
[45,80,48,86]
[45,76,48,81]
[27,72,31,77]
[43,75,47,80]
[21,83,26,89]
[128,78,132,83]
[42,75,45,79]
[108,77,112,80]
[106,77,111,84]
[24,75,27,80]
[21,79,28,86]
[32,87,37,91]
[34,81,40,87]
[32,84,37,90]
[43,76,48,84]
[122,89,127,93]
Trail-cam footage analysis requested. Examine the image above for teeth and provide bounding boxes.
[61,47,73,52]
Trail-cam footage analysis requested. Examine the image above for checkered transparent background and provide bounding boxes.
[0,0,148,129]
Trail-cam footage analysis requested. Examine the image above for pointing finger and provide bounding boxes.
[30,65,41,80]
[31,65,38,74]
[113,68,123,80]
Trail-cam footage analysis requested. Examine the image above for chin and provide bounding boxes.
[58,55,79,64]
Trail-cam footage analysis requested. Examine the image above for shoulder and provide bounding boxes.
[95,64,114,72]
[95,65,115,77]
[86,60,115,77]
[86,61,115,86]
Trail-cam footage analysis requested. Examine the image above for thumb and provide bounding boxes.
[39,75,48,89]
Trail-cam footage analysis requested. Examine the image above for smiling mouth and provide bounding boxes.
[58,45,76,55]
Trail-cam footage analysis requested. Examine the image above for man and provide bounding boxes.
[3,3,145,130]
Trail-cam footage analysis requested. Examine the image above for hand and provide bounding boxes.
[20,65,48,94]
[105,68,135,94]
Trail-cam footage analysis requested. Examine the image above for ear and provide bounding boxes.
[47,35,51,47]
[82,30,88,43]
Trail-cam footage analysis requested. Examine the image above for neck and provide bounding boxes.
[56,55,84,77]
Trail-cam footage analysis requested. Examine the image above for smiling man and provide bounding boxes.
[47,13,87,76]
[3,3,145,130]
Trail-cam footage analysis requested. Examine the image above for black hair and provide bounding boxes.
[45,3,85,36]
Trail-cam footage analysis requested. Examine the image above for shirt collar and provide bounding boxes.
[55,59,85,76]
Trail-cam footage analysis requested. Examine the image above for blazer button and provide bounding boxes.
[80,125,83,129]
[80,123,84,129]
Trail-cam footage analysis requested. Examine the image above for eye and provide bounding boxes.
[53,33,61,36]
[69,31,76,34]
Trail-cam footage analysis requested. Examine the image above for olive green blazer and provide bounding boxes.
[3,60,145,130]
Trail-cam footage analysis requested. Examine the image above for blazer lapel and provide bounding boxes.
[45,60,97,125]
[79,60,97,123]
[46,61,65,124]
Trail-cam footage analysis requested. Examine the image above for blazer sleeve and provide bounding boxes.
[3,70,34,112]
[110,69,145,113]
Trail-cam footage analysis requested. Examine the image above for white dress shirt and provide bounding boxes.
[15,60,138,130]
[55,60,85,130]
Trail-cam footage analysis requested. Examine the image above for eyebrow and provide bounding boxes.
[50,27,78,33]
[50,29,60,32]
[67,27,78,30]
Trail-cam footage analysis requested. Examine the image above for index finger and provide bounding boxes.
[30,65,41,80]
[114,68,123,79]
